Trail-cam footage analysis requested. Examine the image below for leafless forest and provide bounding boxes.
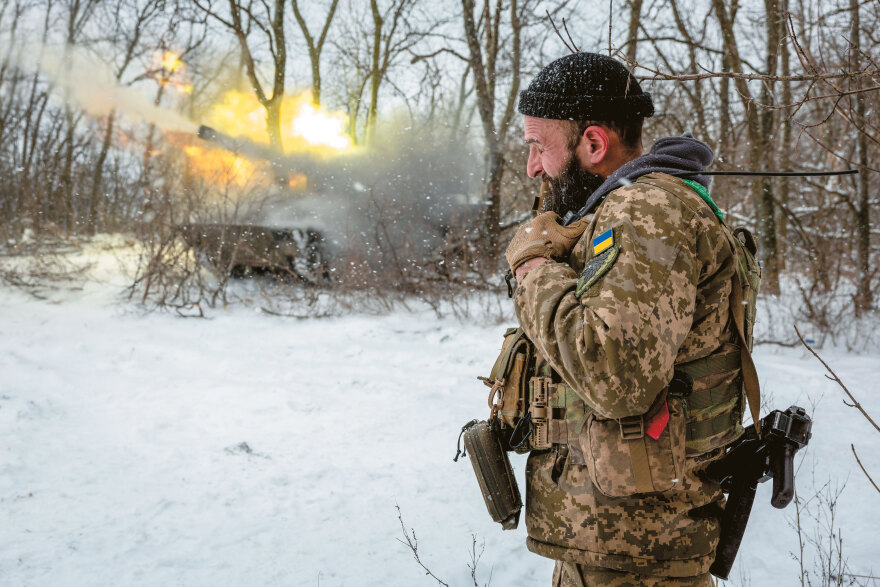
[0,0,877,342]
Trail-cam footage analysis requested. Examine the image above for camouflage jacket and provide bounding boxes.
[513,172,736,576]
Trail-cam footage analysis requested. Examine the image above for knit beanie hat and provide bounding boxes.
[518,52,654,121]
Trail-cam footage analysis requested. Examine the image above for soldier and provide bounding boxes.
[505,52,745,586]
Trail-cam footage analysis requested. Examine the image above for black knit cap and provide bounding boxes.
[518,52,654,121]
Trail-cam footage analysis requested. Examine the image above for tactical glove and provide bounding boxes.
[505,212,590,274]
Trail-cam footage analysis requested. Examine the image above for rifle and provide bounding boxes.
[706,405,813,580]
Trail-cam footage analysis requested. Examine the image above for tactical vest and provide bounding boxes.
[480,178,763,494]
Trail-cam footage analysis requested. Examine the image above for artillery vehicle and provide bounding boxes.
[181,124,481,284]
[177,126,328,282]
[178,223,325,282]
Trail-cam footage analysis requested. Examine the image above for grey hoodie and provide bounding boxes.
[562,133,714,225]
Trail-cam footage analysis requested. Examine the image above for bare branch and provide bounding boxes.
[410,47,470,64]
[633,64,880,83]
[545,9,575,54]
[851,444,880,495]
[794,324,880,433]
[395,504,450,586]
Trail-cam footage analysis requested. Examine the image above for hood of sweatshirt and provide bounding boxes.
[562,132,714,225]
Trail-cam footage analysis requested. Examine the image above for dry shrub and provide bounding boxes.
[323,185,506,319]
[0,230,93,299]
[127,160,278,314]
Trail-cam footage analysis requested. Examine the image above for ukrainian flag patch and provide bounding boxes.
[592,228,614,255]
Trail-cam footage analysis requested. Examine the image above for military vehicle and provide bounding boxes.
[178,223,325,282]
[177,126,329,282]
[182,124,482,284]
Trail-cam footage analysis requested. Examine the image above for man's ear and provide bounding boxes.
[579,125,610,165]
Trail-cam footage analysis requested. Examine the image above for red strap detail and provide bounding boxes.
[645,400,670,440]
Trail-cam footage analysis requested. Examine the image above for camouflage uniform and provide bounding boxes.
[553,561,716,586]
[513,172,736,580]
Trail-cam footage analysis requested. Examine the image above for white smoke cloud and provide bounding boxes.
[7,39,196,133]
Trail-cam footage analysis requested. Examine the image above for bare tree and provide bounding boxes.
[623,0,642,67]
[290,0,339,106]
[193,0,287,153]
[332,0,428,144]
[86,0,174,232]
[460,0,527,258]
[712,0,782,293]
[365,0,423,142]
[849,0,873,316]
[58,0,101,233]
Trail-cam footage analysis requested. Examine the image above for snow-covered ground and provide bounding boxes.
[1,244,879,586]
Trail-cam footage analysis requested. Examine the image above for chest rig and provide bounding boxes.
[479,181,763,494]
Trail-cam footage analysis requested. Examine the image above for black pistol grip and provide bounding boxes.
[771,442,796,508]
[710,478,758,580]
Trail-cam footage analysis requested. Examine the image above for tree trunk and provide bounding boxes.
[713,0,780,293]
[310,59,322,105]
[851,0,872,315]
[60,107,76,233]
[485,145,504,253]
[719,52,731,160]
[88,110,115,233]
[777,0,791,268]
[461,0,501,259]
[625,0,643,67]
[366,0,383,144]
[754,0,781,293]
[265,97,283,155]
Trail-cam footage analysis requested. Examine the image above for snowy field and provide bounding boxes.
[2,244,879,586]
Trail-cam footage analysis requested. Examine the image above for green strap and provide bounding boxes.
[684,379,742,413]
[682,179,724,221]
[675,352,740,381]
[687,409,740,439]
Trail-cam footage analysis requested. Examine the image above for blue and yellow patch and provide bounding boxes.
[592,228,614,255]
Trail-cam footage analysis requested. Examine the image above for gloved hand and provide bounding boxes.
[505,212,590,275]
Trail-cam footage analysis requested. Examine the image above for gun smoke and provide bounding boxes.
[7,40,197,133]
[249,127,483,269]
[5,39,484,275]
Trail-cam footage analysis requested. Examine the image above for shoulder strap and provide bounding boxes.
[725,234,762,434]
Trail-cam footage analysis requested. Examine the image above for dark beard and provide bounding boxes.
[541,155,605,216]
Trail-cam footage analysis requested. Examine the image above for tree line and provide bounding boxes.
[0,0,877,331]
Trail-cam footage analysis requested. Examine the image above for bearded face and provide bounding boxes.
[541,151,605,216]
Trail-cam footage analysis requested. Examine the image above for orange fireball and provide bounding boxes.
[203,90,352,155]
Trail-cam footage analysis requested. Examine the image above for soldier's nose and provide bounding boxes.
[527,152,543,179]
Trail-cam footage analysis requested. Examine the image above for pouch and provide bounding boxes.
[481,328,535,429]
[581,396,686,497]
[462,420,523,529]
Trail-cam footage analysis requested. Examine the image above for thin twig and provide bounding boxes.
[395,504,450,586]
[562,18,580,53]
[794,324,880,433]
[851,444,880,495]
[545,10,575,54]
[630,56,879,83]
[467,534,486,587]
[607,0,612,56]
